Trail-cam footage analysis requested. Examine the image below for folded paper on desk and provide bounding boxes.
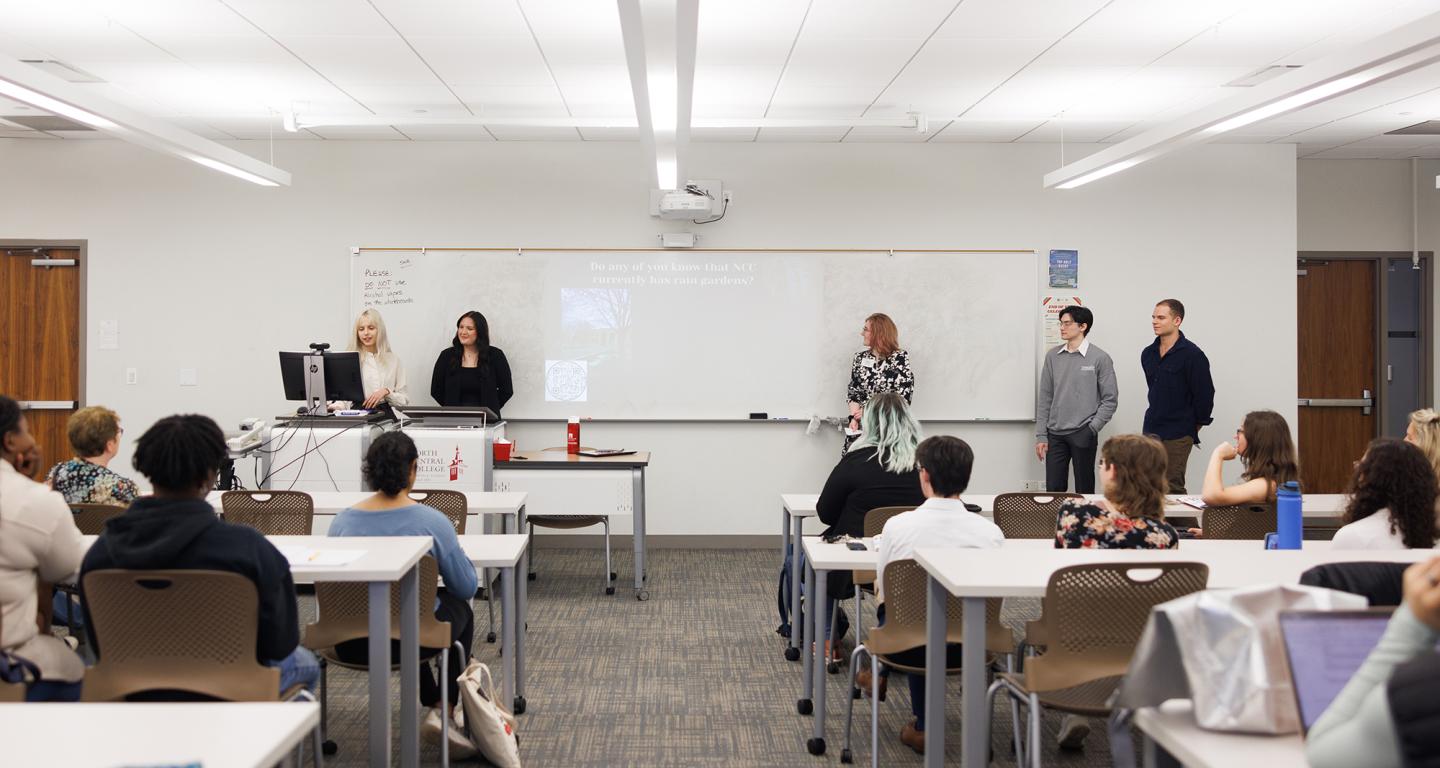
[276,546,367,568]
[1177,496,1206,509]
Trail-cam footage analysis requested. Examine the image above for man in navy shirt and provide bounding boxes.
[1141,299,1215,492]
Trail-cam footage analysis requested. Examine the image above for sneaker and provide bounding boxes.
[900,721,926,754]
[422,707,478,760]
[1057,714,1090,750]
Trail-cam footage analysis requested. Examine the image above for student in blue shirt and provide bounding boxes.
[1140,299,1215,493]
[330,431,478,748]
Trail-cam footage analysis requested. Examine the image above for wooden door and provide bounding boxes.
[0,247,80,473]
[1297,259,1376,493]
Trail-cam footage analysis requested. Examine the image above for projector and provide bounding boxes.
[655,189,713,219]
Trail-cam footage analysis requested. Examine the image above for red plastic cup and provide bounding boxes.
[494,441,513,462]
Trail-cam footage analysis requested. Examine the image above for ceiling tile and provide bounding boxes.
[452,85,570,117]
[842,125,930,142]
[964,65,1139,119]
[929,118,1043,141]
[863,37,1054,118]
[221,0,395,37]
[932,0,1111,40]
[485,125,583,140]
[306,125,409,140]
[755,126,848,141]
[368,0,530,37]
[1036,0,1249,67]
[405,36,554,87]
[278,35,438,86]
[388,123,497,141]
[1013,120,1130,142]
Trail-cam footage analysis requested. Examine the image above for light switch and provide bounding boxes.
[125,368,137,385]
[179,368,198,386]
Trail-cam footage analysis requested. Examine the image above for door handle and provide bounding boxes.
[17,400,77,410]
[1297,392,1374,415]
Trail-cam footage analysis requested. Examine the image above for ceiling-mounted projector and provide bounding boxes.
[650,179,725,220]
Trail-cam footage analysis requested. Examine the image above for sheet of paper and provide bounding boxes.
[1176,496,1206,509]
[276,546,366,568]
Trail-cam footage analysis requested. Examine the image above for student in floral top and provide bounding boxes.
[1056,433,1180,550]
[45,406,139,506]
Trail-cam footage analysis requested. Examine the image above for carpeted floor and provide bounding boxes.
[306,547,1129,767]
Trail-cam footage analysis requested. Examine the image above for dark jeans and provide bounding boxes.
[1045,427,1098,494]
[875,604,964,731]
[334,588,474,708]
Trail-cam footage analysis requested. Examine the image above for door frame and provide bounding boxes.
[0,239,88,407]
[1298,250,1434,434]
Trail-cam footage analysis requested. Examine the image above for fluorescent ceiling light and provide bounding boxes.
[618,0,697,192]
[0,78,115,129]
[1044,9,1440,190]
[655,157,678,191]
[0,51,290,187]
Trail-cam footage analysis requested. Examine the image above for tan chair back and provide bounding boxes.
[408,489,468,534]
[303,556,451,653]
[864,559,1011,669]
[220,490,315,535]
[852,506,915,587]
[1025,561,1208,692]
[992,492,1085,539]
[70,503,128,535]
[1202,504,1275,540]
[81,570,280,702]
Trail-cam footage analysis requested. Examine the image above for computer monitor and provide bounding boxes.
[279,351,366,413]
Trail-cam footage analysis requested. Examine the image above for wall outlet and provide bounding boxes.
[125,368,137,385]
[179,368,198,386]
[1024,479,1047,492]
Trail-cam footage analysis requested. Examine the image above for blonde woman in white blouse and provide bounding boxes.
[331,308,410,410]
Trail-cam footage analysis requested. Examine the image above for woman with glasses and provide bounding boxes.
[44,405,139,506]
[844,312,914,453]
[1199,409,1300,507]
[1405,409,1440,483]
[1056,434,1180,550]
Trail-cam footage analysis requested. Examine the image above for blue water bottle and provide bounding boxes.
[1276,480,1302,550]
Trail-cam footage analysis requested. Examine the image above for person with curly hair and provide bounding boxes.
[1200,409,1300,506]
[1333,438,1439,550]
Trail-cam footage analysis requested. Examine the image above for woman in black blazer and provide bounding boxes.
[430,310,513,417]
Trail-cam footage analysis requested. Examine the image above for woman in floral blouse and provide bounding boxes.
[45,406,139,507]
[1056,433,1179,550]
[845,313,915,453]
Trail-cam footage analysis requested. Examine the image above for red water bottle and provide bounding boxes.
[567,417,580,454]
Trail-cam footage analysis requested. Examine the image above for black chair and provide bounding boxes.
[1300,561,1408,606]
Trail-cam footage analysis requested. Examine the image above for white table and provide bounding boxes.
[781,494,821,660]
[1135,699,1307,768]
[458,534,529,713]
[913,543,1437,768]
[0,701,320,768]
[80,533,431,768]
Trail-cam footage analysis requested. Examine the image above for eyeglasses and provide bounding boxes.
[1058,320,1077,327]
[1097,458,1110,469]
[1235,428,1244,436]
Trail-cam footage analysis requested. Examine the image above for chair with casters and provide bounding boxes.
[220,490,316,535]
[833,505,913,677]
[989,561,1210,768]
[81,569,324,765]
[840,558,1014,766]
[1201,503,1275,540]
[526,447,616,595]
[303,555,469,766]
[410,488,501,643]
[69,503,128,535]
[992,493,1084,540]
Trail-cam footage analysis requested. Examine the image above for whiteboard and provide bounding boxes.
[350,249,1038,421]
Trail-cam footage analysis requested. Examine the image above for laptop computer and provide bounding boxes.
[1278,608,1398,735]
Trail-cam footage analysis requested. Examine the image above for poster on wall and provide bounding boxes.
[1041,295,1084,349]
[1048,249,1078,288]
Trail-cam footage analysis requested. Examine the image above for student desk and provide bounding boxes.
[777,493,1348,661]
[496,450,652,599]
[913,543,1437,768]
[0,701,320,768]
[80,534,432,768]
[1134,699,1307,768]
[458,533,530,713]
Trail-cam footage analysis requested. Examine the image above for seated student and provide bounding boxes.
[1332,439,1439,550]
[80,414,318,697]
[1057,434,1181,550]
[0,396,86,701]
[330,431,477,750]
[863,435,1003,754]
[1307,557,1440,768]
[810,392,924,658]
[1200,409,1300,507]
[1405,408,1440,483]
[45,405,140,506]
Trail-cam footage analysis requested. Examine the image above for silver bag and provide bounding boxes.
[1115,583,1366,734]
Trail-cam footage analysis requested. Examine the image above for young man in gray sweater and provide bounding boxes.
[1035,305,1119,494]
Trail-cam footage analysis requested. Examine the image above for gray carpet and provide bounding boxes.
[310,547,1126,767]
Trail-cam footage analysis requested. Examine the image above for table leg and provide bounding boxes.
[502,562,517,712]
[961,595,986,768]
[924,576,946,768]
[808,566,829,756]
[788,514,803,661]
[515,507,528,714]
[632,467,648,599]
[798,556,815,715]
[400,565,420,768]
[368,581,392,767]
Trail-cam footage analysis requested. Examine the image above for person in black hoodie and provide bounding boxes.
[79,414,318,697]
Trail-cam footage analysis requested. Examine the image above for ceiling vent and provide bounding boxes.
[1386,121,1440,135]
[21,59,104,83]
[2,115,95,131]
[1225,65,1302,87]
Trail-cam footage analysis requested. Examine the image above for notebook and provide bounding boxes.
[1278,609,1398,735]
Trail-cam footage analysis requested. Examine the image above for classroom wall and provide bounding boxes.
[0,139,1298,537]
[1297,158,1440,406]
